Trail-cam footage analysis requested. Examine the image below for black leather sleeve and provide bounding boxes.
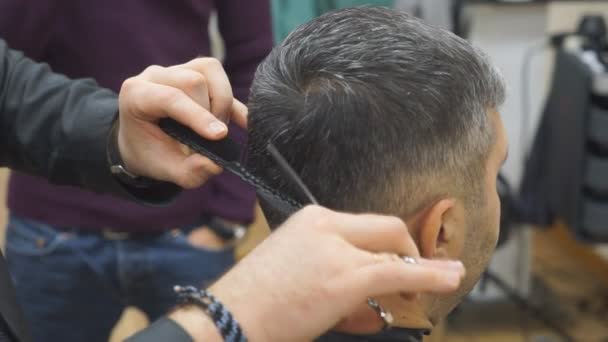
[0,39,180,203]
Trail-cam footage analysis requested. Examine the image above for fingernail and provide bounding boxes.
[446,261,465,272]
[444,271,462,287]
[209,121,227,135]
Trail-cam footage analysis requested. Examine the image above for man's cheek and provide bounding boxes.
[487,193,502,250]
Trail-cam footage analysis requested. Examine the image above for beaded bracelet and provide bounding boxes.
[174,285,247,342]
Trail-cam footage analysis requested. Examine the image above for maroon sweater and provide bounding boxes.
[0,0,273,231]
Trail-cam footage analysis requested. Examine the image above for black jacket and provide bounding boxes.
[0,39,178,342]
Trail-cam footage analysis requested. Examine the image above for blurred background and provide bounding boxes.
[2,0,608,341]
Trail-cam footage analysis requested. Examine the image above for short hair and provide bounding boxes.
[246,6,506,227]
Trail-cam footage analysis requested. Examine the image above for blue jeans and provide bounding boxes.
[5,215,235,342]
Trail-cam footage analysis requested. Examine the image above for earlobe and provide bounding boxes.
[418,199,455,258]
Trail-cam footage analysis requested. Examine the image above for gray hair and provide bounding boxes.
[246,6,506,224]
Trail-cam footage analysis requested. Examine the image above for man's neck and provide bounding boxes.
[314,296,432,342]
[377,295,434,330]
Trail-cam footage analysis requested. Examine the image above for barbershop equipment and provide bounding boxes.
[520,14,608,243]
[473,14,608,342]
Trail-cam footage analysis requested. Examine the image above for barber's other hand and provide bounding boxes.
[195,206,465,342]
[116,58,248,188]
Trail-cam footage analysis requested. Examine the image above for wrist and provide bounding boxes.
[114,120,139,177]
[169,306,223,342]
[208,284,266,342]
[108,120,155,187]
[108,120,138,179]
[107,119,182,203]
[174,285,251,342]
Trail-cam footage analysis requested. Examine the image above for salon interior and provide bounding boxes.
[1,0,608,341]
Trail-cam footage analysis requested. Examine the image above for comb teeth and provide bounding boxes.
[159,118,303,214]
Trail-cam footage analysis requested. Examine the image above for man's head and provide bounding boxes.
[246,6,507,326]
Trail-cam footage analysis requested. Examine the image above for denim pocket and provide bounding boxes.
[6,216,71,257]
[165,229,236,258]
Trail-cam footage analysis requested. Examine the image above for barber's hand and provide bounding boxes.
[172,206,465,342]
[116,58,248,188]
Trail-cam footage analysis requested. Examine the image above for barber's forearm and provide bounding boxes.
[0,38,116,189]
[0,39,181,204]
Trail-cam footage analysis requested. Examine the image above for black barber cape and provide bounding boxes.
[316,328,427,342]
[0,39,180,341]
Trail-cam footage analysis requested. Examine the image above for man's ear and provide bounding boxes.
[417,199,456,259]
